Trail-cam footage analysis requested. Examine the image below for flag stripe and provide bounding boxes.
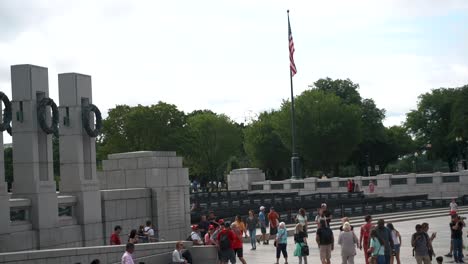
[288,15,297,76]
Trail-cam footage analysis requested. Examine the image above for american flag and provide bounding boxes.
[288,11,297,76]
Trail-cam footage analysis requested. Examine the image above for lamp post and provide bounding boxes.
[413,152,419,173]
[456,137,463,171]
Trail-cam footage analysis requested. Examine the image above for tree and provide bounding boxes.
[183,112,242,184]
[98,102,186,160]
[313,77,362,105]
[349,99,387,175]
[275,89,362,176]
[405,88,462,171]
[244,111,290,180]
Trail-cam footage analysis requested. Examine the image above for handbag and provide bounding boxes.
[301,244,309,256]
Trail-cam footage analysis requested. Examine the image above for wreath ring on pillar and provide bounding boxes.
[82,104,102,137]
[37,97,59,137]
[0,92,12,135]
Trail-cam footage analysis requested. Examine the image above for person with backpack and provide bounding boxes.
[360,215,374,264]
[217,221,237,264]
[144,220,157,242]
[211,219,225,264]
[411,224,431,264]
[316,219,334,264]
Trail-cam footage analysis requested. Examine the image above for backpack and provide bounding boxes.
[219,232,231,250]
[319,228,333,245]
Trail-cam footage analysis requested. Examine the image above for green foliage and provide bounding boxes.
[244,111,290,180]
[405,87,467,170]
[98,102,186,159]
[314,77,362,105]
[183,112,242,183]
[275,89,363,175]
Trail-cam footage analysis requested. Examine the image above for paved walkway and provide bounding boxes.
[241,214,464,264]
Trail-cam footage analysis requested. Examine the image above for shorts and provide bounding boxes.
[261,227,266,234]
[220,249,236,263]
[394,244,400,253]
[234,247,243,258]
[319,244,332,260]
[270,227,278,235]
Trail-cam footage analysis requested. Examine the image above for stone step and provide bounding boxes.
[242,206,468,243]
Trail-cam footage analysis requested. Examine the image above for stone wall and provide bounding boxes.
[227,168,265,191]
[247,170,468,198]
[0,241,216,264]
[0,64,191,254]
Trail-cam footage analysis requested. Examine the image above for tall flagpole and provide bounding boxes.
[288,10,301,179]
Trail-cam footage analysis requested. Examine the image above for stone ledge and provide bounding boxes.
[108,151,176,160]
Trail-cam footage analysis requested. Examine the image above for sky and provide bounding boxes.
[0,0,467,143]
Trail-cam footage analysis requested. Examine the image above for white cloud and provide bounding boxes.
[0,0,467,145]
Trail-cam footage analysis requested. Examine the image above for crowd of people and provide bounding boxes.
[103,198,465,264]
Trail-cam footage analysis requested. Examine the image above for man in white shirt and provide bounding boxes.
[190,225,204,245]
[172,241,188,263]
[450,198,458,214]
[121,243,135,264]
[144,220,156,242]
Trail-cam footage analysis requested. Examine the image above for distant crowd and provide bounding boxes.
[88,198,464,264]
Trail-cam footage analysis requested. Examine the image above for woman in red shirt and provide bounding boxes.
[359,215,374,264]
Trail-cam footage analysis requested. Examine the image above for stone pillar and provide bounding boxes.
[227,168,265,191]
[58,73,103,246]
[0,102,9,235]
[11,64,58,248]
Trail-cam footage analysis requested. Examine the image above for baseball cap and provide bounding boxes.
[218,219,225,224]
[321,203,327,208]
[260,206,265,210]
[208,225,214,230]
[191,225,198,230]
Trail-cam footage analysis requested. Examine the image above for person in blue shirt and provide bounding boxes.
[275,222,288,264]
[259,206,269,244]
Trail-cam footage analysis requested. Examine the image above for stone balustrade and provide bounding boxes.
[247,170,468,198]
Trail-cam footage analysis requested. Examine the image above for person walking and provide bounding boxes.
[450,215,465,263]
[268,207,280,241]
[450,198,458,215]
[294,223,308,264]
[246,210,259,250]
[234,215,247,238]
[376,219,394,264]
[275,222,288,264]
[121,243,135,264]
[411,224,431,264]
[259,206,269,244]
[296,208,308,234]
[316,219,334,264]
[217,221,236,264]
[368,229,385,264]
[360,215,374,264]
[231,222,247,264]
[338,222,359,264]
[111,225,122,245]
[386,223,401,264]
